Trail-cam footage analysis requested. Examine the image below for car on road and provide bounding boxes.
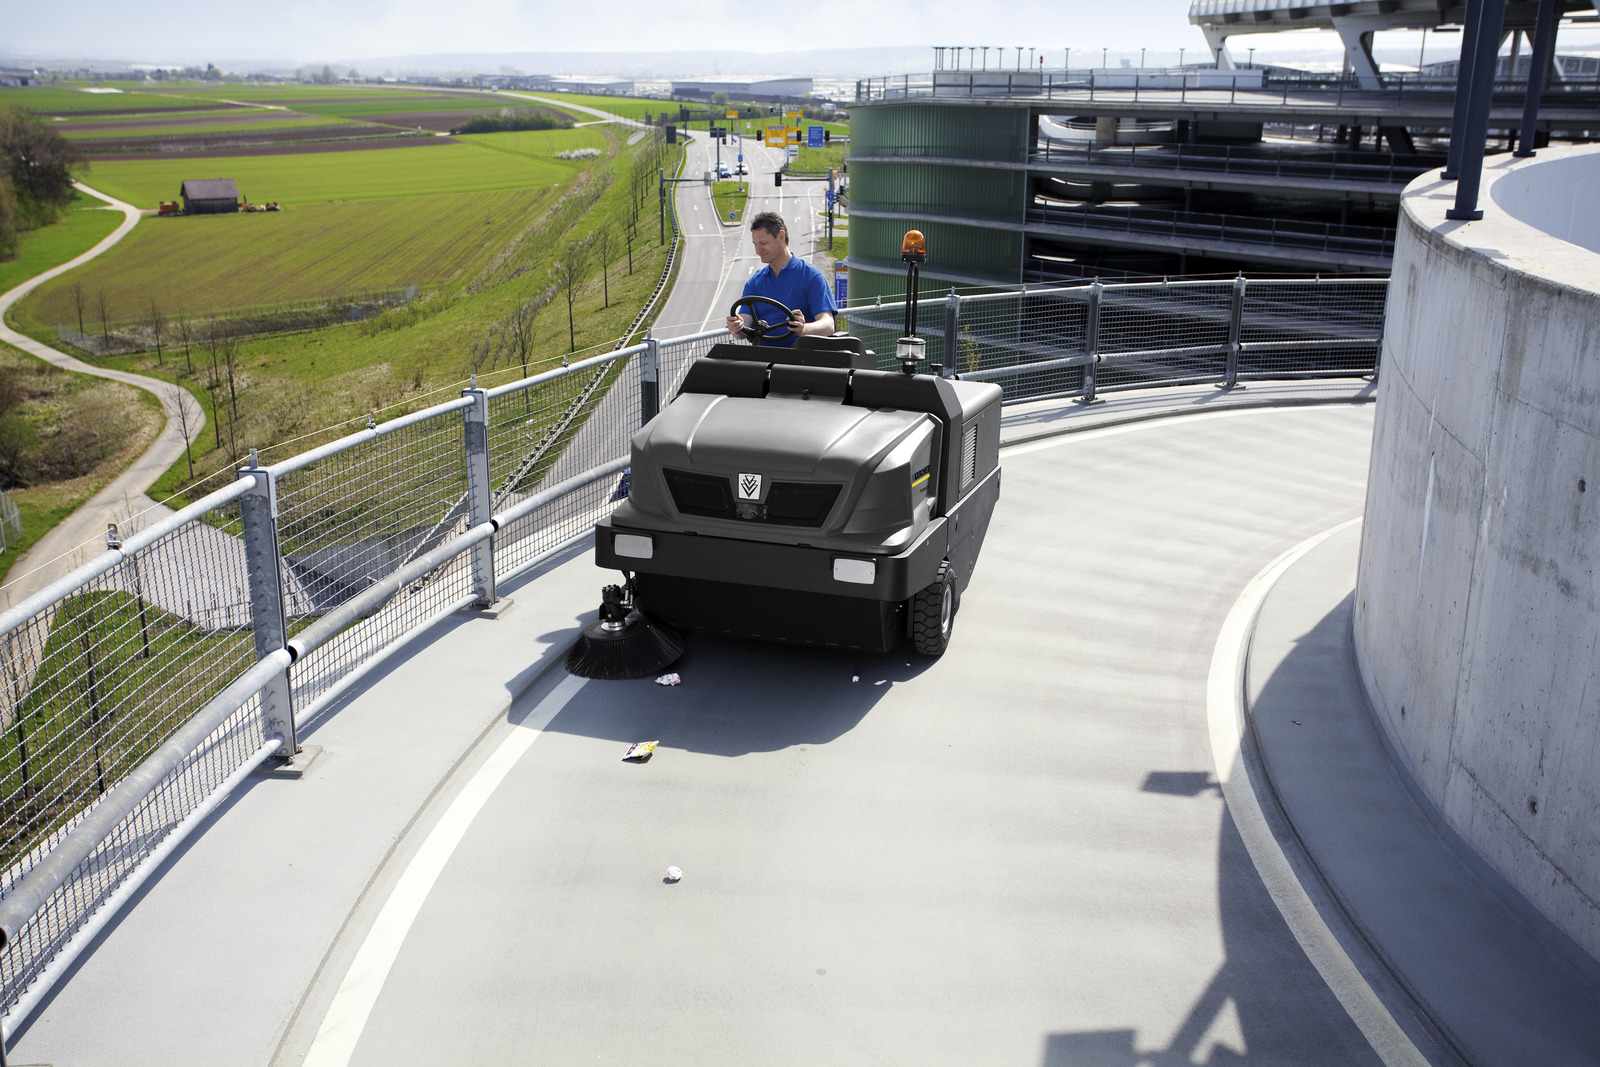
[734,162,748,175]
[716,163,732,179]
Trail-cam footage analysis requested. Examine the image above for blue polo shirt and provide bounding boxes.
[741,254,839,347]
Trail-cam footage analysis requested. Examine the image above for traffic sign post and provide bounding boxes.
[834,263,848,306]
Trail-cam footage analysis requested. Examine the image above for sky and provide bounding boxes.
[8,1,1225,65]
[5,0,1596,72]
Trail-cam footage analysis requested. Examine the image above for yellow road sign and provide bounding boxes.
[784,107,803,120]
[726,108,737,118]
[766,124,786,145]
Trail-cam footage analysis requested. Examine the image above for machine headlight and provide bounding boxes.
[833,557,876,585]
[614,533,654,559]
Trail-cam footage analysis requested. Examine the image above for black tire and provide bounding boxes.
[911,560,957,656]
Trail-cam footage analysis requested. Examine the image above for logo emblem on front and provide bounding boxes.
[737,473,762,501]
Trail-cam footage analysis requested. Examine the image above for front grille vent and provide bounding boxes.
[663,468,841,528]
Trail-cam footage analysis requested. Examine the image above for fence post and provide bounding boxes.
[1082,281,1102,403]
[642,332,661,423]
[1225,272,1246,389]
[460,386,497,608]
[942,291,960,378]
[237,462,296,761]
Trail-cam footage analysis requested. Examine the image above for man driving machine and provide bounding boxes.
[725,211,838,347]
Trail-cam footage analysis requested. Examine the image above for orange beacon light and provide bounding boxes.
[900,229,927,264]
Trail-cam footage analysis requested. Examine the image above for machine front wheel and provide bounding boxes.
[911,560,957,656]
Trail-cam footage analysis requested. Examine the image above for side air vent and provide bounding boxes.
[961,425,978,490]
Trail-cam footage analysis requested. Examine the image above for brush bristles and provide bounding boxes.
[566,620,685,680]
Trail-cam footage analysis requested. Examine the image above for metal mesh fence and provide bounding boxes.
[846,277,1385,401]
[1238,280,1388,380]
[0,484,266,1010]
[270,402,473,710]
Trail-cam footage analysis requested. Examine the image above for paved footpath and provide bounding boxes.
[0,182,204,612]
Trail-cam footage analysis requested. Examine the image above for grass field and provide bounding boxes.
[61,115,354,140]
[15,191,549,328]
[14,132,619,330]
[69,132,605,209]
[3,87,229,113]
[0,193,123,296]
[710,180,749,224]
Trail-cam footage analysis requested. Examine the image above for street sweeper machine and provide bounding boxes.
[569,231,1002,679]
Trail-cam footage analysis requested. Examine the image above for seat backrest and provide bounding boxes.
[677,357,768,398]
[794,333,876,370]
[767,364,850,400]
[847,369,961,422]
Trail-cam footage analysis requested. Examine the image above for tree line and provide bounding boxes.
[0,107,85,262]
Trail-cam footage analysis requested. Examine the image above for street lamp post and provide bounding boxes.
[1016,46,1024,71]
[1248,47,1256,69]
[1102,47,1108,69]
[981,46,989,70]
[1140,47,1146,68]
[1179,47,1186,67]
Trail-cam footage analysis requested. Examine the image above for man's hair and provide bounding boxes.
[750,211,787,240]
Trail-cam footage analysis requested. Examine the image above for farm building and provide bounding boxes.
[179,179,241,214]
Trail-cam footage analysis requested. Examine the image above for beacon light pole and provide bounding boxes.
[897,229,928,375]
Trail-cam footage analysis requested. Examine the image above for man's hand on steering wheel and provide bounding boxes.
[727,295,801,347]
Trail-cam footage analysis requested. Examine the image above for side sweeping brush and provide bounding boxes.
[566,582,684,680]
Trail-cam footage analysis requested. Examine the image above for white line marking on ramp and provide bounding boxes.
[301,673,586,1067]
[1206,519,1430,1067]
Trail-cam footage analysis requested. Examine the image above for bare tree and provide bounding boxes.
[551,241,592,352]
[220,329,241,424]
[505,300,540,380]
[164,384,202,481]
[71,282,85,336]
[593,227,616,308]
[147,298,166,366]
[96,289,111,349]
[175,314,194,374]
[624,201,639,275]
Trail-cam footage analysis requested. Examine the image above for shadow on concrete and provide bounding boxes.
[533,628,935,757]
[1039,811,1384,1067]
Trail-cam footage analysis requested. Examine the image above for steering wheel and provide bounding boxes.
[730,295,797,347]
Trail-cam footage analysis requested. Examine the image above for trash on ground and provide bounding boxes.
[655,672,682,686]
[665,866,683,882]
[623,741,659,761]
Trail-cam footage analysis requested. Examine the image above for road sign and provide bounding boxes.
[738,153,743,162]
[766,125,786,146]
[826,188,835,207]
[784,107,803,119]
[807,125,824,148]
[726,109,737,118]
[834,263,848,305]
[788,127,804,145]
[786,145,798,160]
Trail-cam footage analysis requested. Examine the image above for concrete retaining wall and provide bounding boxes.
[1355,145,1600,961]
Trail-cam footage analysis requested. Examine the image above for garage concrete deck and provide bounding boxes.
[13,385,1599,1067]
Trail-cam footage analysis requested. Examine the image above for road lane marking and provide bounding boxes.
[1205,520,1430,1067]
[301,674,587,1067]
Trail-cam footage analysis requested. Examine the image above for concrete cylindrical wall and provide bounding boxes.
[1356,146,1600,960]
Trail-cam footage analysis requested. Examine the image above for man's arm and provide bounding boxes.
[787,309,835,337]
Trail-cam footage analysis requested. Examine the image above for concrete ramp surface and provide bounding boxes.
[18,400,1598,1067]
